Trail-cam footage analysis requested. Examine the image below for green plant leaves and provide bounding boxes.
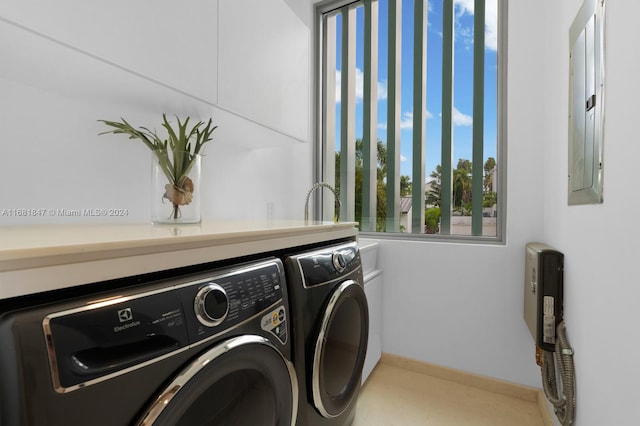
[98,114,216,187]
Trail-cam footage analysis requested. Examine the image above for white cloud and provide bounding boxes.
[378,110,434,131]
[400,154,408,162]
[453,107,473,126]
[400,112,414,129]
[453,0,498,51]
[438,107,473,126]
[454,0,474,15]
[335,68,387,103]
[484,0,498,51]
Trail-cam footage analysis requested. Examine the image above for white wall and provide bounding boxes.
[0,0,314,225]
[541,1,640,424]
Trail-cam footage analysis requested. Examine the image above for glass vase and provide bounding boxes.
[151,151,202,225]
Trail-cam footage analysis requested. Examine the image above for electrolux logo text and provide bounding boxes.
[118,308,133,322]
[114,308,140,332]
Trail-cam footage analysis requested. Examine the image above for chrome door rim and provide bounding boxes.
[311,280,367,418]
[137,334,298,426]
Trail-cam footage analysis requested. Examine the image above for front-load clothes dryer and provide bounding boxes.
[284,240,368,426]
[0,258,297,426]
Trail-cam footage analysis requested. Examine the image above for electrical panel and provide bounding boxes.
[523,243,564,352]
[568,0,605,205]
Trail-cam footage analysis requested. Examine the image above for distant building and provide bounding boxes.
[400,197,412,233]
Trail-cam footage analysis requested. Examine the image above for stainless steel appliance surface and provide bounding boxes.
[0,258,297,426]
[284,239,369,426]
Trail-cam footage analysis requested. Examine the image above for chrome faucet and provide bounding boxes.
[304,182,341,223]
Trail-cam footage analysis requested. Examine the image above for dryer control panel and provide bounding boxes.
[294,241,361,288]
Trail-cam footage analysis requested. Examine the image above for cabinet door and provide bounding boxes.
[362,271,383,383]
[0,0,218,103]
[218,0,310,142]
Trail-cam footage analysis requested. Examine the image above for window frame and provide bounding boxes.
[312,0,508,245]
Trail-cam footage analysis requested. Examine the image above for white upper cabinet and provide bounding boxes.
[1,0,310,146]
[217,0,310,142]
[0,0,218,103]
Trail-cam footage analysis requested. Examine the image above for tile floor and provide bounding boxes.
[353,362,546,426]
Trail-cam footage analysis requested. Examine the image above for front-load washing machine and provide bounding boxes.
[284,240,368,426]
[0,257,297,425]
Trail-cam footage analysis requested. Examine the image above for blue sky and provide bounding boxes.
[334,0,498,180]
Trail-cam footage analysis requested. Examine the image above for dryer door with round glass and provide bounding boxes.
[138,335,297,426]
[312,280,368,418]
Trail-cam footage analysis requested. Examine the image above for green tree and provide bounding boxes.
[483,157,496,193]
[424,207,441,234]
[335,139,411,231]
[428,158,497,215]
[483,157,497,212]
[453,159,472,215]
[400,175,412,197]
[483,191,497,208]
[426,165,441,207]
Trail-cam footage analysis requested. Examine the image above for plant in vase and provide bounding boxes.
[99,114,216,222]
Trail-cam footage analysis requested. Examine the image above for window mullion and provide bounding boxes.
[471,0,485,236]
[340,6,357,222]
[322,13,337,221]
[440,0,454,235]
[362,0,379,232]
[412,0,427,234]
[386,0,402,233]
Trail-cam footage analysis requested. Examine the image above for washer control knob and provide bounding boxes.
[194,283,229,327]
[332,251,347,273]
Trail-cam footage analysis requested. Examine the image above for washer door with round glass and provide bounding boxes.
[312,280,369,418]
[138,335,297,426]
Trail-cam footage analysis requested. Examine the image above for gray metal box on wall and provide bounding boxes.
[524,243,564,352]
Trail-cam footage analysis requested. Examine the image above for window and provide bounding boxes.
[314,0,505,241]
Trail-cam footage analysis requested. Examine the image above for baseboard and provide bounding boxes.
[379,352,553,425]
[537,391,555,426]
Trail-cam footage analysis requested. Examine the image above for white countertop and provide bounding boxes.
[0,221,358,299]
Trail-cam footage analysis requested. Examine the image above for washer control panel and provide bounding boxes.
[180,259,285,341]
[41,258,287,392]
